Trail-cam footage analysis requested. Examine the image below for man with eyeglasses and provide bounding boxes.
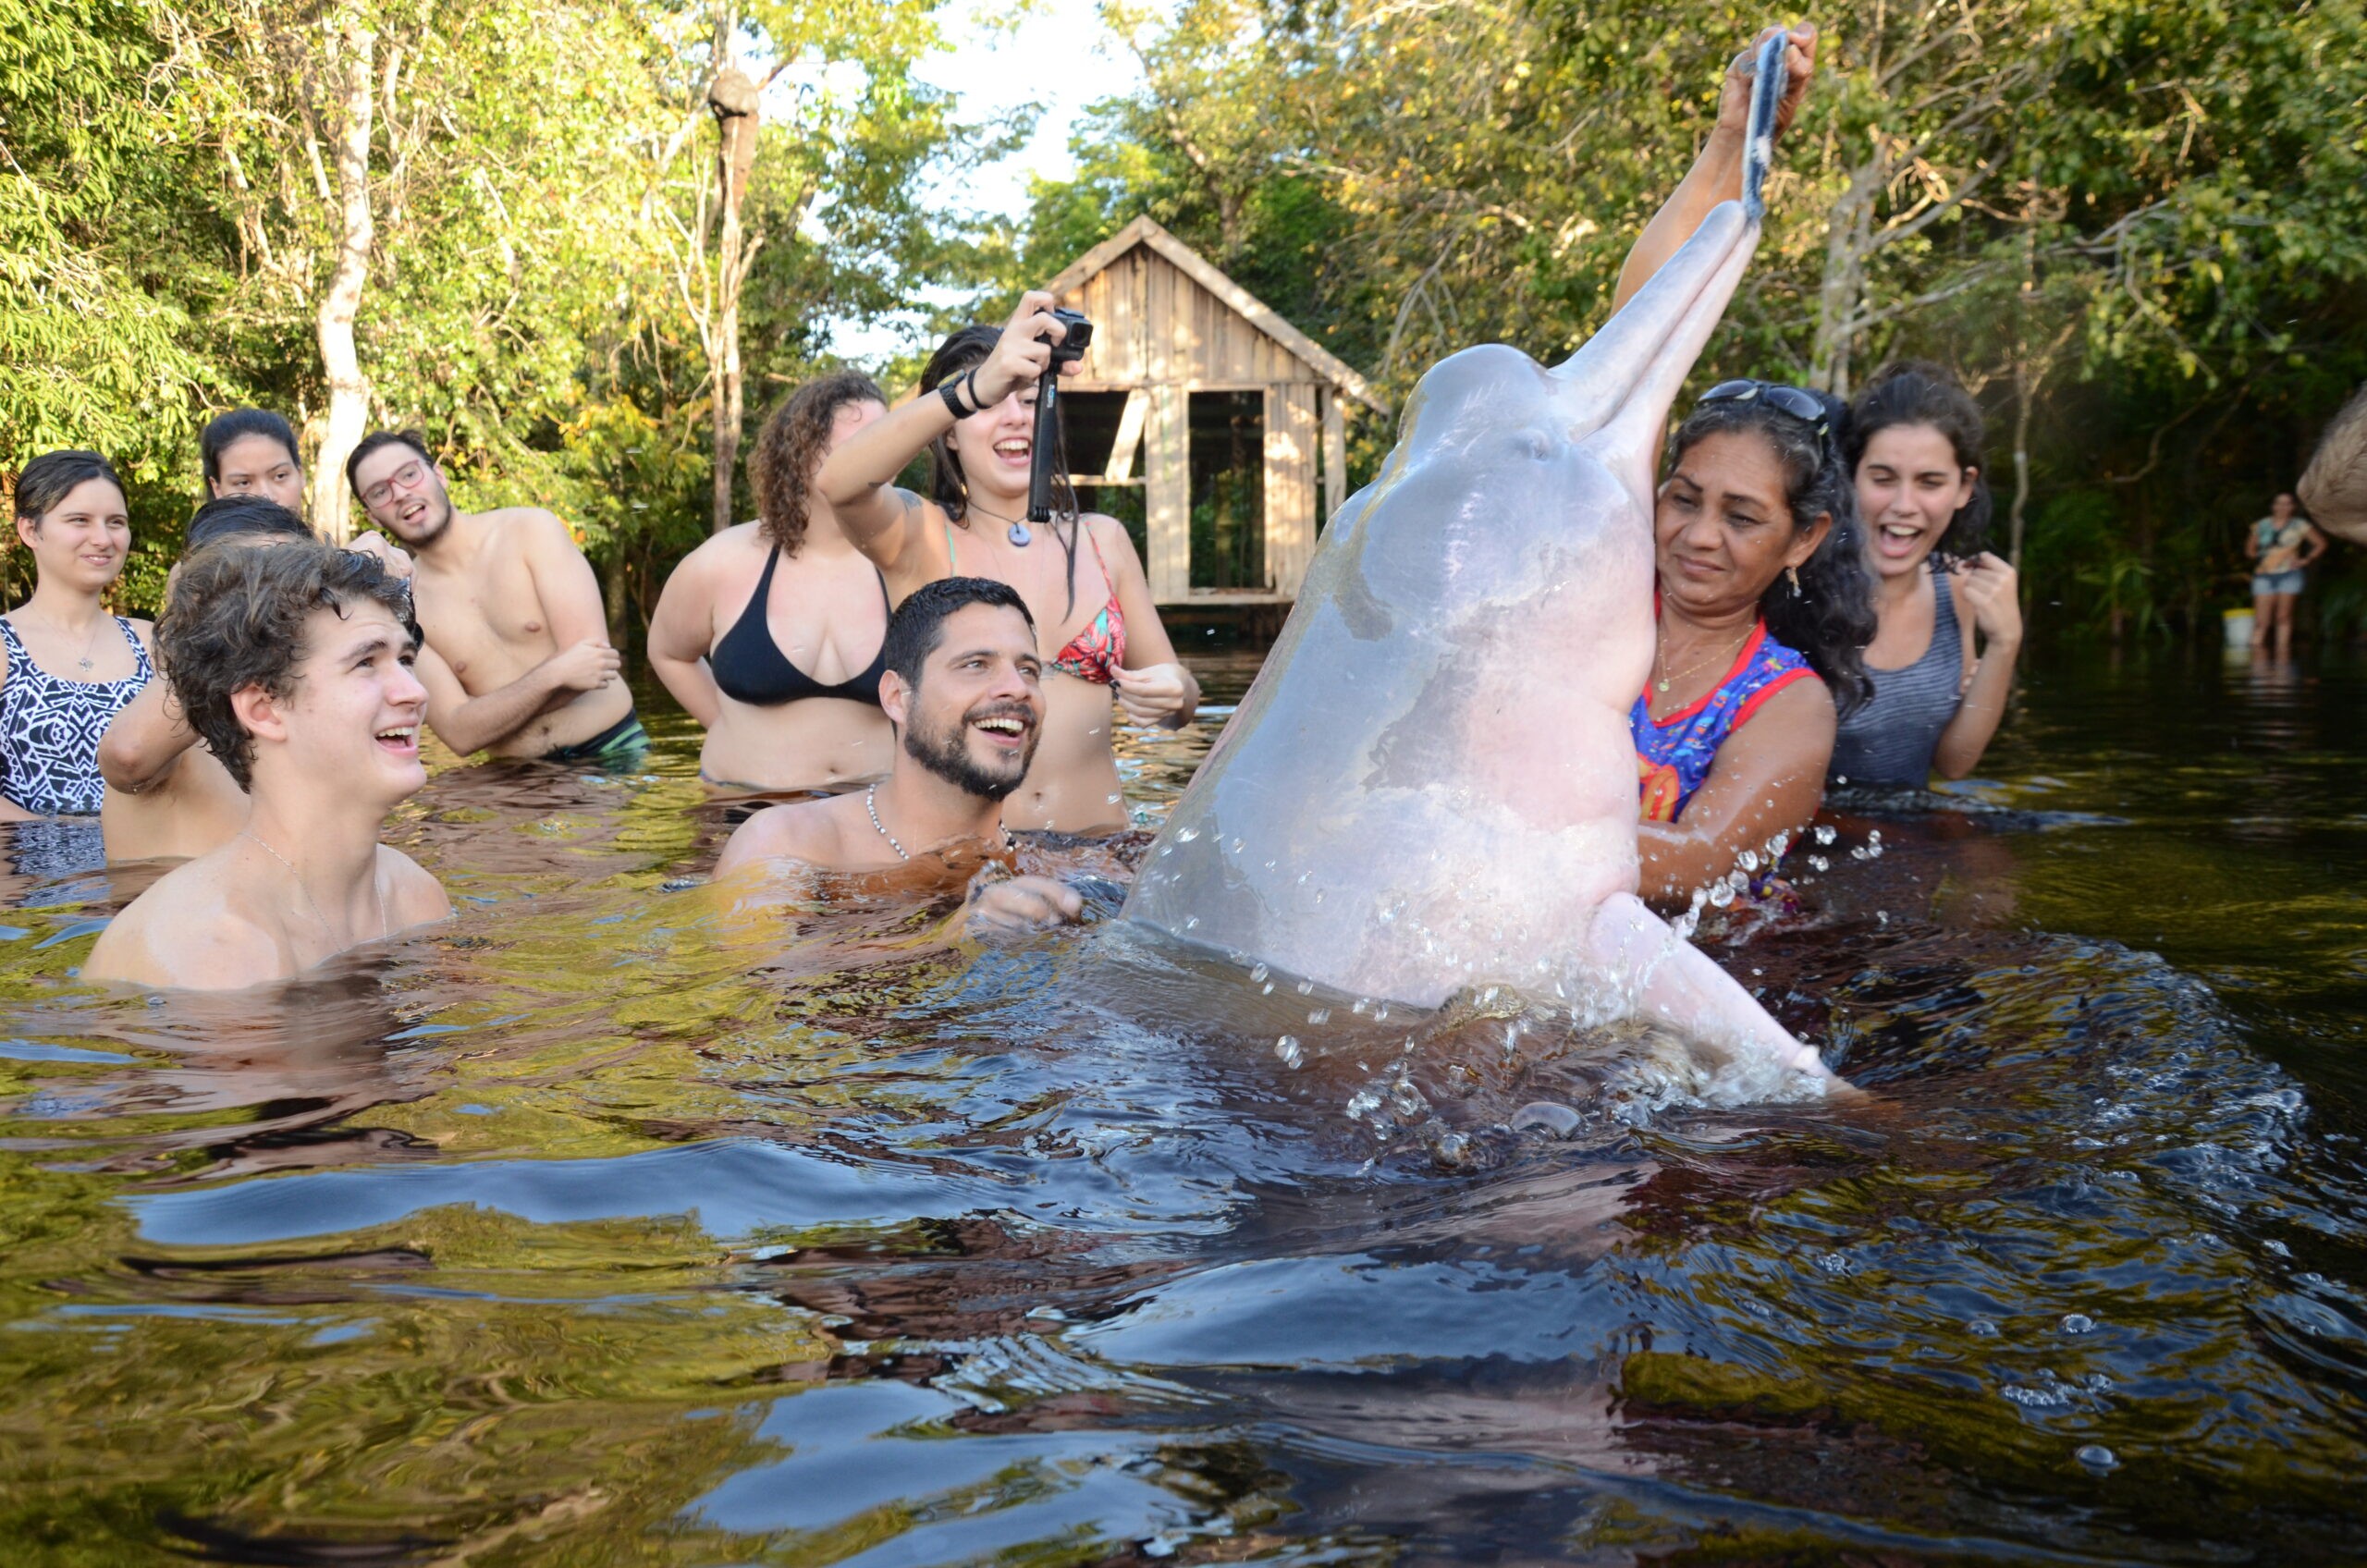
[345,431,642,765]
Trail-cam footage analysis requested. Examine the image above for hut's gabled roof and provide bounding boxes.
[1046,215,1385,414]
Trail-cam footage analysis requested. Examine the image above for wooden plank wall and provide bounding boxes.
[1264,384,1319,595]
[1147,385,1190,600]
[1060,239,1365,600]
[1321,391,1347,524]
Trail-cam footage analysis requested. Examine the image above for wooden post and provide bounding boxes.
[1147,384,1190,601]
[1321,389,1346,527]
[1265,384,1318,595]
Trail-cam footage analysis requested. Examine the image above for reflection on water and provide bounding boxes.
[1,643,2363,1564]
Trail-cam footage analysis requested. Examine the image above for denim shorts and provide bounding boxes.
[2252,570,2305,597]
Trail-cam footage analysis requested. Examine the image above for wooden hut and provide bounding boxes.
[1046,215,1385,604]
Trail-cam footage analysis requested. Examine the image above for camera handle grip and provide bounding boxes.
[1027,367,1061,523]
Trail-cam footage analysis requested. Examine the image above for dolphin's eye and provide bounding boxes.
[1517,429,1554,461]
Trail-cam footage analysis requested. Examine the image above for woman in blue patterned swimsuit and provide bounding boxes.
[1632,386,1876,909]
[1,451,153,876]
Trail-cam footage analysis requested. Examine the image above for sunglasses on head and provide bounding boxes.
[1697,379,1831,437]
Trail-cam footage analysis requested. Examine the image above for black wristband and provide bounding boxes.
[937,377,972,421]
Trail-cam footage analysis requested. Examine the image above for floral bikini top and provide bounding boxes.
[1632,620,1818,822]
[1049,525,1126,686]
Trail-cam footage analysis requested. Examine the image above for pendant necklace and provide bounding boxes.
[243,830,390,947]
[965,500,1034,548]
[1651,630,1750,698]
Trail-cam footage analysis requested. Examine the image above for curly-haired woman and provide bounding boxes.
[648,370,895,793]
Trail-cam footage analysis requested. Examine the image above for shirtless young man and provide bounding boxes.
[345,430,639,763]
[84,542,451,990]
[716,577,1084,932]
[99,496,317,863]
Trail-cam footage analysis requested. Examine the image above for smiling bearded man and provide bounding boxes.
[716,576,1085,932]
[84,542,452,990]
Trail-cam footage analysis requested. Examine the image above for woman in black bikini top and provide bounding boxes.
[647,372,898,795]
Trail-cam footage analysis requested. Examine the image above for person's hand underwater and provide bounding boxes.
[967,873,1085,935]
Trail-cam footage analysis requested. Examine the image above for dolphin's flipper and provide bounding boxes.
[1585,893,1836,1088]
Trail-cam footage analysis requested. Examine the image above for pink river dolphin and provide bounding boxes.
[1124,36,1839,1094]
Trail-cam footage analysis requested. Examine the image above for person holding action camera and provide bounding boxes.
[818,289,1201,836]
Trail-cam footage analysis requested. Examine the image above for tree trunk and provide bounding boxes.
[707,66,759,534]
[2008,351,2033,573]
[1808,158,1882,398]
[312,18,376,543]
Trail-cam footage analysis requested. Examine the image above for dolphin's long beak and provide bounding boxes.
[1548,27,1788,493]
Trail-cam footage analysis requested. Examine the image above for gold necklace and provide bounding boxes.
[1651,629,1750,697]
[242,830,390,947]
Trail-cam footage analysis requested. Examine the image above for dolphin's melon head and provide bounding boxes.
[1351,343,1643,620]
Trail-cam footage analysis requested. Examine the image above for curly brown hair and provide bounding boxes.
[750,369,885,552]
[158,540,415,791]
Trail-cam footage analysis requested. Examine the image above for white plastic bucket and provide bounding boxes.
[2223,607,2255,649]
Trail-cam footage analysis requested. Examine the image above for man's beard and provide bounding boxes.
[391,493,451,550]
[903,701,1035,801]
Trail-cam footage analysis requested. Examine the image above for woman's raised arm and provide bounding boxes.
[1612,24,1818,315]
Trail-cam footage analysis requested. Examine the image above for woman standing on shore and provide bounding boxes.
[816,306,1201,834]
[1,451,153,828]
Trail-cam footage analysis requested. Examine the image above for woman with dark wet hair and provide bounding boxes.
[647,370,897,793]
[1833,361,2021,787]
[1633,386,1876,907]
[816,294,1201,835]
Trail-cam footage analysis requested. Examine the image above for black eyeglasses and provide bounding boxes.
[1698,379,1831,437]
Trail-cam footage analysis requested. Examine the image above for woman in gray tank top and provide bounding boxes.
[1830,362,2023,789]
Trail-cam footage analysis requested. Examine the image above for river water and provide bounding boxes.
[0,643,2361,1564]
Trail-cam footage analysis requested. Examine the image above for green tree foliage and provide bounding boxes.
[0,0,214,475]
[1025,0,2367,637]
[1,0,990,631]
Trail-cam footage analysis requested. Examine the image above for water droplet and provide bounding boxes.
[1509,1101,1581,1138]
[1183,915,1200,931]
[2076,1444,2117,1471]
[1260,982,1275,995]
[1106,793,1122,804]
[1739,849,1760,872]
[1807,855,1829,872]
[1274,1035,1304,1069]
[1296,979,1314,995]
[2263,1239,2290,1257]
[1250,963,1269,983]
[1229,837,1244,853]
[1377,890,1407,925]
[1814,825,1837,845]
[1968,1318,1999,1337]
[1307,1008,1331,1025]
[1374,1003,1390,1021]
[1351,998,1369,1015]
[2060,1314,2095,1335]
[1877,911,1890,925]
[1707,880,1735,908]
[1175,827,1199,842]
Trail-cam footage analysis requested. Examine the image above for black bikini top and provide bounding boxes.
[709,545,891,708]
